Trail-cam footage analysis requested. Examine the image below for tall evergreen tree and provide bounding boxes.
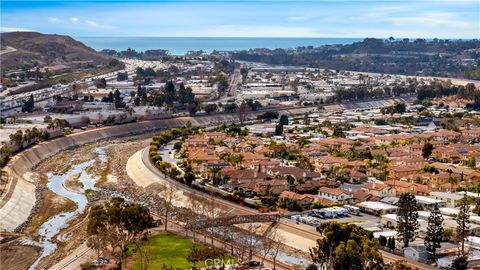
[456,194,470,256]
[279,114,289,125]
[164,80,176,106]
[21,94,35,112]
[275,123,284,136]
[303,112,310,125]
[425,204,444,262]
[396,193,419,248]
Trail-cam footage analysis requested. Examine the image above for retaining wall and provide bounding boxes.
[0,114,241,232]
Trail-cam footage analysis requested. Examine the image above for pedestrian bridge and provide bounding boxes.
[186,214,282,230]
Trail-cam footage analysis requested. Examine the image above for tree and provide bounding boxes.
[164,80,176,106]
[43,115,52,124]
[178,84,195,105]
[204,104,218,115]
[310,222,383,269]
[424,204,444,262]
[96,78,107,88]
[21,94,35,113]
[450,255,468,270]
[467,156,476,169]
[86,197,154,269]
[161,185,178,231]
[393,102,406,114]
[379,235,387,246]
[9,130,24,146]
[279,115,289,125]
[396,193,419,248]
[422,142,434,158]
[114,89,125,108]
[456,195,470,256]
[237,101,250,125]
[303,112,310,125]
[387,237,396,250]
[117,72,128,81]
[275,123,284,136]
[333,126,345,138]
[187,102,198,116]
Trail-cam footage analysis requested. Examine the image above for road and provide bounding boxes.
[227,66,243,98]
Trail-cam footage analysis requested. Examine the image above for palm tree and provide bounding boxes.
[209,166,222,185]
[265,184,273,196]
[446,169,457,191]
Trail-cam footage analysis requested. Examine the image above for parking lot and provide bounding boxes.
[291,207,382,228]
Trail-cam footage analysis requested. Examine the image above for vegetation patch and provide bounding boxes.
[64,173,84,192]
[25,189,77,235]
[128,233,230,270]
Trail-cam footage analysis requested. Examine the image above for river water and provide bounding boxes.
[28,147,106,270]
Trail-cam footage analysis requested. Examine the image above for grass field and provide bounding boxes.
[129,233,228,270]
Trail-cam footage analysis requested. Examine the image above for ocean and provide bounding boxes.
[75,37,363,55]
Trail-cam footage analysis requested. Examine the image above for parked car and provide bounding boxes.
[248,260,260,267]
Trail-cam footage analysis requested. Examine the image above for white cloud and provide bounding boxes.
[70,17,79,24]
[48,17,60,23]
[386,12,472,29]
[0,26,33,32]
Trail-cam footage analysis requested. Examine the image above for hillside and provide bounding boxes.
[0,32,113,71]
[231,38,480,79]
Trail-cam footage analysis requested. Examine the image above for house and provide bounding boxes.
[279,191,317,208]
[267,166,322,182]
[296,180,323,193]
[415,195,446,210]
[361,182,396,198]
[314,156,349,171]
[318,187,353,203]
[248,160,281,172]
[254,179,288,196]
[388,165,422,179]
[221,168,267,185]
[429,192,464,208]
[357,201,398,216]
[352,189,380,202]
[341,169,368,183]
[385,180,431,195]
[404,246,429,263]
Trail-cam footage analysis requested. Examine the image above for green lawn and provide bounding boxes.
[129,233,230,270]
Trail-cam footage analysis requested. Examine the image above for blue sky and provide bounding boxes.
[1,0,479,38]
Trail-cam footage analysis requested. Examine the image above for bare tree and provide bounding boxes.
[160,184,178,231]
[202,195,224,246]
[237,101,251,125]
[135,233,153,270]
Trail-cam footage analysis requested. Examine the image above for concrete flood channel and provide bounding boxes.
[27,147,107,270]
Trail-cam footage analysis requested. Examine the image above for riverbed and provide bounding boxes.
[28,147,106,270]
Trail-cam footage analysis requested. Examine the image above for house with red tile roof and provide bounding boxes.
[361,182,396,197]
[254,179,288,196]
[384,180,431,195]
[279,191,319,208]
[266,166,321,181]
